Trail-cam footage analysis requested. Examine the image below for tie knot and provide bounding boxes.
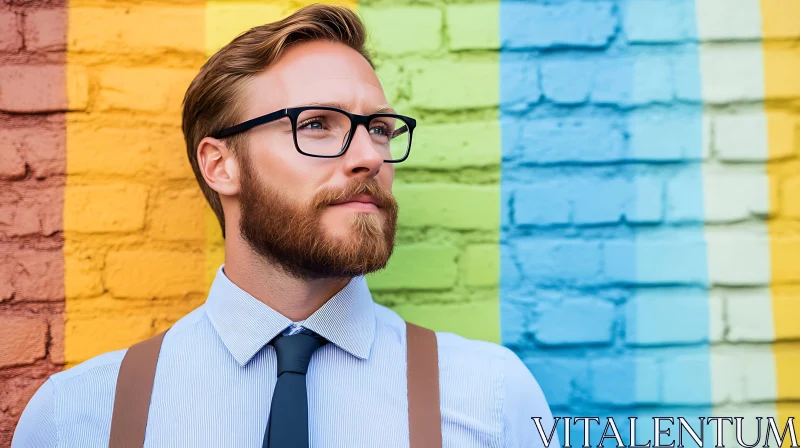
[271,330,328,376]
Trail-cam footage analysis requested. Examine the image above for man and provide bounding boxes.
[13,4,555,447]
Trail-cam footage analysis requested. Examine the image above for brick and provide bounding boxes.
[523,358,590,408]
[532,297,615,346]
[571,177,629,225]
[710,352,745,404]
[392,300,498,342]
[500,299,529,346]
[393,183,499,230]
[514,117,626,164]
[96,67,196,115]
[0,12,22,52]
[590,357,660,405]
[403,121,500,169]
[69,6,203,55]
[374,61,402,104]
[623,0,697,43]
[628,111,705,161]
[540,59,592,105]
[0,126,67,179]
[726,289,775,342]
[0,315,47,368]
[64,185,148,233]
[461,244,499,287]
[762,0,800,39]
[499,247,521,289]
[67,124,192,180]
[604,237,707,285]
[771,239,800,284]
[361,7,441,55]
[501,2,617,49]
[514,180,571,226]
[0,260,13,301]
[0,143,26,180]
[0,65,66,113]
[673,53,704,102]
[500,59,541,109]
[704,171,768,222]
[696,0,762,41]
[65,249,104,299]
[446,4,499,51]
[741,349,778,402]
[516,239,603,285]
[104,249,206,299]
[625,176,663,224]
[148,188,205,241]
[0,185,63,237]
[774,293,800,340]
[665,168,705,223]
[23,9,66,51]
[48,313,65,364]
[366,244,458,290]
[204,2,284,55]
[706,232,770,286]
[709,294,724,343]
[592,56,674,106]
[625,289,708,346]
[662,353,712,405]
[714,112,773,162]
[12,249,64,301]
[411,61,497,110]
[65,315,154,364]
[700,44,764,104]
[763,47,800,100]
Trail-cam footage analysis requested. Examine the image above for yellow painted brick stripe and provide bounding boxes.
[761,0,800,425]
[65,1,207,366]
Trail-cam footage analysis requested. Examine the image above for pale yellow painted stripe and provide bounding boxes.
[761,0,800,426]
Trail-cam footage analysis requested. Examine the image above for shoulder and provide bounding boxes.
[14,305,209,442]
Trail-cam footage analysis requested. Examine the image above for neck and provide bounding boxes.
[223,232,351,322]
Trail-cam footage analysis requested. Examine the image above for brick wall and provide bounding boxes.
[2,0,800,445]
[0,0,67,445]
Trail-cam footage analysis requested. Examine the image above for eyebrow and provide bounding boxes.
[301,101,397,115]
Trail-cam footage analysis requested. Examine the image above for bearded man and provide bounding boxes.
[13,5,555,448]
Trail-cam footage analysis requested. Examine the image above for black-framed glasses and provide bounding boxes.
[211,106,416,163]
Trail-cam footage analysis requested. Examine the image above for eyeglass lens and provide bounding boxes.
[295,108,410,161]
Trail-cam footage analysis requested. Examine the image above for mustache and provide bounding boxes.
[312,179,397,210]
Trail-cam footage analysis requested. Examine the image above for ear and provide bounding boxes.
[197,137,240,197]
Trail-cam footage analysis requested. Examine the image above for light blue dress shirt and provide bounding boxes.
[12,265,556,447]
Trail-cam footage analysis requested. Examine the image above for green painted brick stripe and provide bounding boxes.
[404,121,501,169]
[367,244,458,290]
[394,183,500,230]
[392,300,500,343]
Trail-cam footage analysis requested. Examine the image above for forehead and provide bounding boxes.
[245,40,388,114]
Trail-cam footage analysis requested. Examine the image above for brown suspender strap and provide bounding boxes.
[405,321,443,448]
[108,330,167,448]
[108,322,441,447]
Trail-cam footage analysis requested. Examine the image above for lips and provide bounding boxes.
[330,194,380,208]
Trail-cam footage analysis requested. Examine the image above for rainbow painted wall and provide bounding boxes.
[1,0,799,444]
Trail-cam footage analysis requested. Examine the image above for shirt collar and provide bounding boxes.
[205,265,376,367]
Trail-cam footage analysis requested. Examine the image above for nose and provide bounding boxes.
[340,124,383,178]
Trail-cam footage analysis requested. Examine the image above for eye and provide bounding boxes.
[298,118,325,130]
[369,122,394,137]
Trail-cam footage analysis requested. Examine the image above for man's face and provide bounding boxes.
[236,40,399,280]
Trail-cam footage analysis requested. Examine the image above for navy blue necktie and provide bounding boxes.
[263,329,328,448]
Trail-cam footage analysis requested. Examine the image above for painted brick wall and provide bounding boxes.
[2,0,800,444]
[0,1,67,445]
